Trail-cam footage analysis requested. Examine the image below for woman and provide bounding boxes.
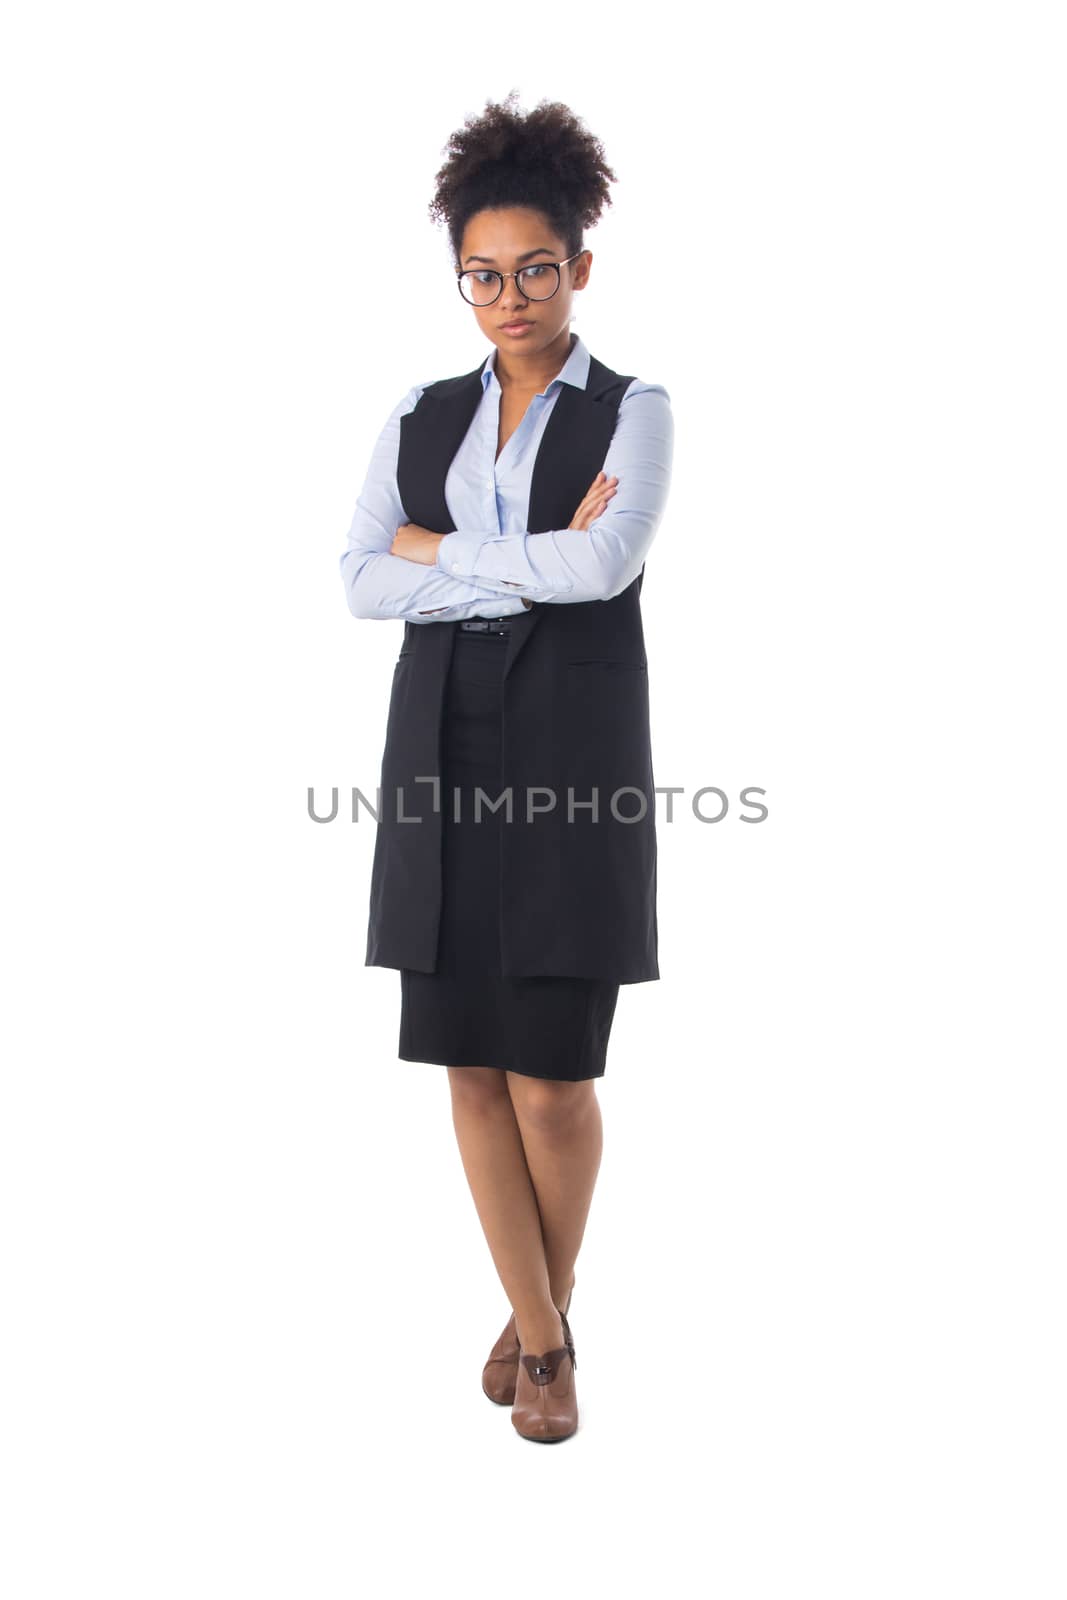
[339,93,673,1442]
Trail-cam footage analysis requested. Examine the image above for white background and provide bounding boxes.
[2,3,1063,1595]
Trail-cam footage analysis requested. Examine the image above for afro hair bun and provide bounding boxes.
[428,89,618,265]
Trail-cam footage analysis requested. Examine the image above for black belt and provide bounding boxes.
[458,616,514,635]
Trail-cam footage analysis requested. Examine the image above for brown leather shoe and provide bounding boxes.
[481,1280,574,1406]
[511,1310,578,1443]
[481,1311,521,1405]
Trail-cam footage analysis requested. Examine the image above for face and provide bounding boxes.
[456,206,591,364]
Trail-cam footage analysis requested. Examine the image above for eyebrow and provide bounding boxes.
[462,246,557,267]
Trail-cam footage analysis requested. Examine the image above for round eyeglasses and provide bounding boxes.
[456,252,585,307]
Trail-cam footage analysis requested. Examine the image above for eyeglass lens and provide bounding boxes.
[458,263,560,306]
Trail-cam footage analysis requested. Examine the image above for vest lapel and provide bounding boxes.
[396,368,483,533]
[503,357,628,680]
[499,381,582,680]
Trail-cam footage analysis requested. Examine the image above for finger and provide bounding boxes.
[582,483,616,511]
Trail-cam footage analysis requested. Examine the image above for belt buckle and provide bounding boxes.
[461,617,510,634]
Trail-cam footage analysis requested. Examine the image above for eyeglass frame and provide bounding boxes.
[455,251,586,307]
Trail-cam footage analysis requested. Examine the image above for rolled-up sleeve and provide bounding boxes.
[433,382,674,603]
[339,386,528,623]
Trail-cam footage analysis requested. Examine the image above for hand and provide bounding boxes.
[569,472,618,532]
[391,523,444,565]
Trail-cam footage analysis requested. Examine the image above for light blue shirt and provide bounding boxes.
[339,332,673,624]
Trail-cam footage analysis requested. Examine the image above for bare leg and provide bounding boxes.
[446,1066,566,1354]
[505,1074,602,1317]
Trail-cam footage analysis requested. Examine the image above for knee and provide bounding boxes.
[508,1076,594,1138]
[447,1065,511,1116]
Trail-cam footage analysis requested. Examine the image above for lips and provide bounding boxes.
[500,320,532,332]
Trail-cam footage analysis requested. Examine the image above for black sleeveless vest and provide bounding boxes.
[364,349,659,984]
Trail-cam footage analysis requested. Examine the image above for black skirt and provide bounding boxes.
[398,625,619,1081]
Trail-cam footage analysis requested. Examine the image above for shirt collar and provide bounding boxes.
[480,330,590,396]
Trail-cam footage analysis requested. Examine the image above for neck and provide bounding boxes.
[494,328,576,391]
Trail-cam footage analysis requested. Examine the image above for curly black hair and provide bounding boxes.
[428,90,617,267]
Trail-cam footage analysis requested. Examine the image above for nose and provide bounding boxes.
[499,280,530,314]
